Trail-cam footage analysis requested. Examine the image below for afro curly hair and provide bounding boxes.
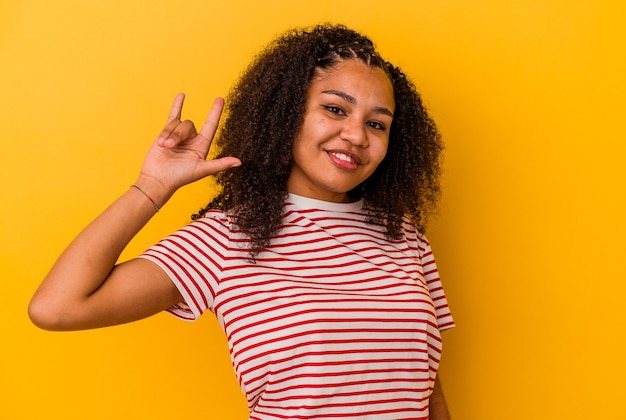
[193,24,444,257]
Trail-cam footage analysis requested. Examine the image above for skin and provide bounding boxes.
[28,63,450,418]
[28,95,240,330]
[287,60,395,202]
[430,376,452,419]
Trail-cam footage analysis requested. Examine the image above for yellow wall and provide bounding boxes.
[2,1,625,418]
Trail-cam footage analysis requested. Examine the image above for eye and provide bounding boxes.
[322,105,346,115]
[367,120,386,130]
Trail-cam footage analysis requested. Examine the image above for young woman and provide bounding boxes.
[29,24,454,419]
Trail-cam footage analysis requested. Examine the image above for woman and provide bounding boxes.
[29,24,454,419]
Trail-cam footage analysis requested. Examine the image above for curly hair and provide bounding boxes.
[193,24,443,256]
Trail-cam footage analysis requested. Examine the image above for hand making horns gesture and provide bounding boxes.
[136,93,241,206]
[28,94,241,331]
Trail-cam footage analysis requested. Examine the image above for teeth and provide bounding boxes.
[331,152,355,163]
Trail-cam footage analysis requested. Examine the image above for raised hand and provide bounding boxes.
[136,93,241,205]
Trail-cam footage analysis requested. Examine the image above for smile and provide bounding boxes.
[327,150,361,169]
[331,152,355,163]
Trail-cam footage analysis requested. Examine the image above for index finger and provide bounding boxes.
[198,97,225,141]
[167,93,186,122]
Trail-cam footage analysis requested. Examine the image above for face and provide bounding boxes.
[287,60,395,203]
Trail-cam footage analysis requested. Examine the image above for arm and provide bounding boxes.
[28,94,241,331]
[429,376,451,420]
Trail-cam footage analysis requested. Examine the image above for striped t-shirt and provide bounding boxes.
[140,193,454,419]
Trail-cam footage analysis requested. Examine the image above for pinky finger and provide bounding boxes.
[167,93,185,122]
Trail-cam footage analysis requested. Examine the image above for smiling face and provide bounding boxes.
[287,60,395,202]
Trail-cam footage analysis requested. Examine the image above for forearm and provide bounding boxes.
[29,95,238,330]
[29,181,170,326]
[429,376,451,420]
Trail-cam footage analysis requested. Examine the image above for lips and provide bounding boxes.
[327,150,361,170]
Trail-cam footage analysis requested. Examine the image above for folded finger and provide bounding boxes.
[157,118,183,142]
[157,120,198,149]
[167,120,198,143]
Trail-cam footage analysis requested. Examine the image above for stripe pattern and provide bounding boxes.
[140,194,454,419]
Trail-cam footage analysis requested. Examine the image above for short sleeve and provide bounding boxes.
[137,212,232,321]
[418,234,455,331]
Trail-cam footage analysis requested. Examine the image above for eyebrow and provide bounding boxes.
[321,89,394,118]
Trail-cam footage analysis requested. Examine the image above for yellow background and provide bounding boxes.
[2,0,625,418]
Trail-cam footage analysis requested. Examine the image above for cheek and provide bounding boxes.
[291,136,316,169]
[290,138,305,164]
[370,140,389,166]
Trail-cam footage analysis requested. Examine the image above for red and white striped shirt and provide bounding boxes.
[140,194,454,419]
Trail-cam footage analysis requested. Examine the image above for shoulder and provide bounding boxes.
[195,209,236,229]
[177,209,243,244]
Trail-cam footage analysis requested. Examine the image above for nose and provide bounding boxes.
[340,117,368,148]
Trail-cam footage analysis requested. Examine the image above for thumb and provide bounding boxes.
[196,157,242,178]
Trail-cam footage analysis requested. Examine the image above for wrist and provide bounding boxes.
[132,174,175,210]
[130,185,161,212]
